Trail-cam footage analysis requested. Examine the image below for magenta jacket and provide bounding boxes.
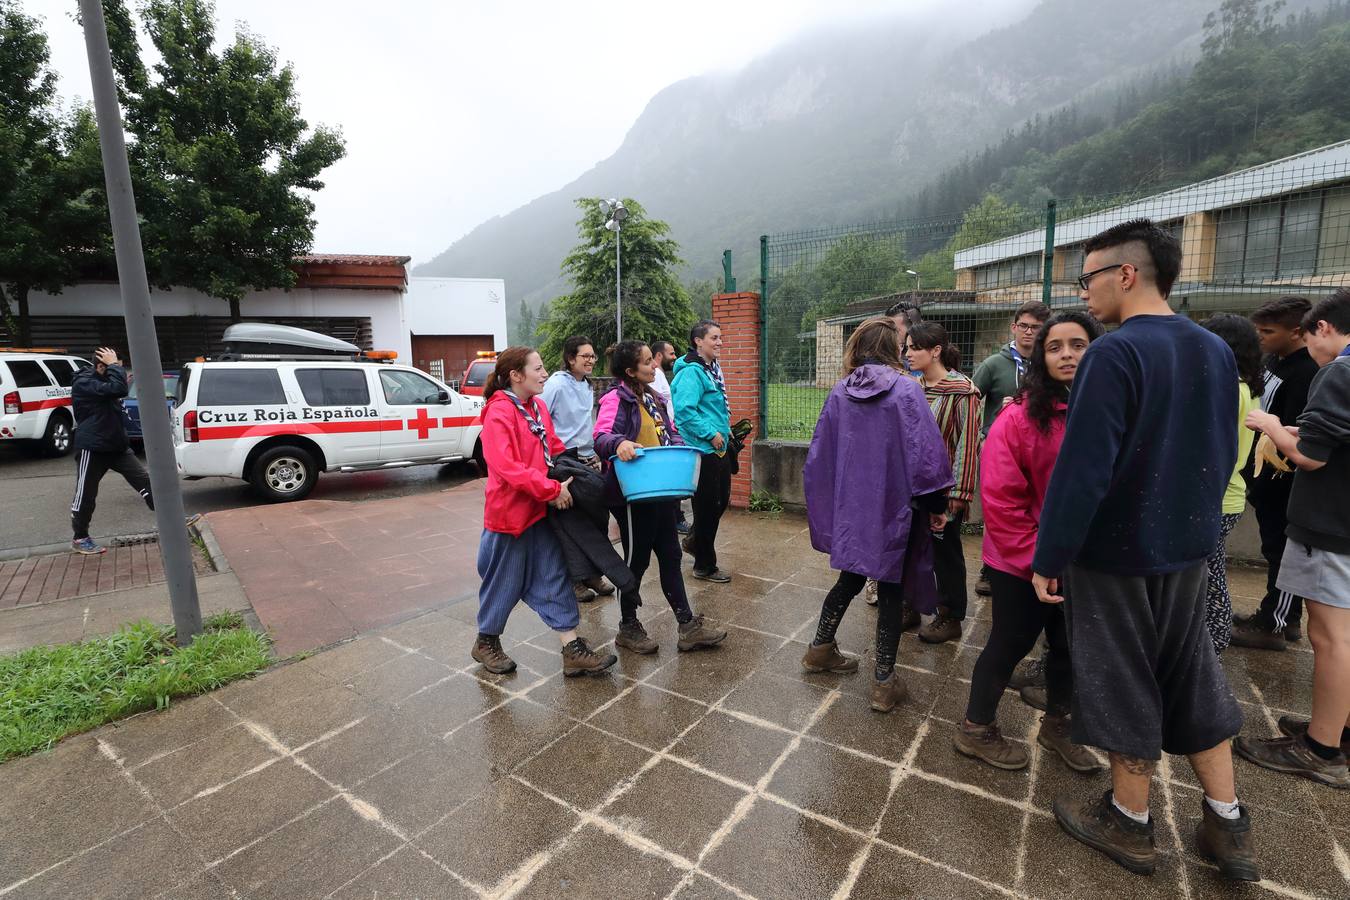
[980,397,1066,582]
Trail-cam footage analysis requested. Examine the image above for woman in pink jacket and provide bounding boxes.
[955,311,1103,773]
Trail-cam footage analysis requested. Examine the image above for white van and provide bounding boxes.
[0,349,91,456]
[172,324,485,501]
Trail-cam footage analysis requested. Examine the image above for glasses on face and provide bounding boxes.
[577,353,598,361]
[1011,322,1040,333]
[1076,263,1125,291]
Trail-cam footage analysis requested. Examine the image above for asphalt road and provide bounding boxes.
[0,443,479,554]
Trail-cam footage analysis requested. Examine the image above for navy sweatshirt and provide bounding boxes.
[1033,315,1238,577]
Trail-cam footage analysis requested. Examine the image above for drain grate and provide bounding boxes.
[108,533,160,548]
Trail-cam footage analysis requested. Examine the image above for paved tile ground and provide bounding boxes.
[2,510,1344,899]
[0,540,212,608]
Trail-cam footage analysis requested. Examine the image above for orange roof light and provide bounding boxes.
[362,350,398,360]
[475,350,496,358]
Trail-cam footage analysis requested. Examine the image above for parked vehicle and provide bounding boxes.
[0,349,90,457]
[125,371,180,448]
[458,351,497,397]
[173,324,485,501]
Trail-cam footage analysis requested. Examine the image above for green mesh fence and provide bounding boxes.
[759,146,1350,440]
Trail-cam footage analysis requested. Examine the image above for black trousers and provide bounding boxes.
[931,509,969,619]
[691,452,732,573]
[71,448,153,540]
[816,570,906,678]
[614,500,692,623]
[1251,481,1304,629]
[965,568,1072,724]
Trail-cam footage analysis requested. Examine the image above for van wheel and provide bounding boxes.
[250,446,318,502]
[473,439,488,477]
[41,413,74,457]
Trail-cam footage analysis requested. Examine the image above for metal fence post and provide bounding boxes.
[722,250,736,293]
[758,235,769,439]
[1042,199,1057,305]
[80,0,202,645]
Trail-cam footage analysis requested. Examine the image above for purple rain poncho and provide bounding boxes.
[804,363,955,613]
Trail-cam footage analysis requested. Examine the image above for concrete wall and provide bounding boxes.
[28,282,411,363]
[404,277,508,351]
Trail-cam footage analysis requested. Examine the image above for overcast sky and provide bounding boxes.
[33,0,967,265]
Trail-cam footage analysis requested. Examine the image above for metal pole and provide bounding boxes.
[80,0,202,644]
[615,224,622,344]
[1042,199,1057,306]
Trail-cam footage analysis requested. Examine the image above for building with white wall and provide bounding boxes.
[403,277,508,383]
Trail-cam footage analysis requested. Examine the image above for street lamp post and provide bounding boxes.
[906,268,921,292]
[600,199,628,342]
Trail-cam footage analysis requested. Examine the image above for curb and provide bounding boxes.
[193,518,231,574]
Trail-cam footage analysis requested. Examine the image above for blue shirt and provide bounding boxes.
[541,371,595,455]
[1033,315,1238,577]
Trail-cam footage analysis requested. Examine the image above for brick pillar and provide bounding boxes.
[712,291,760,509]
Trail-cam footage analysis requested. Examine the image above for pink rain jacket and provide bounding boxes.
[980,398,1066,582]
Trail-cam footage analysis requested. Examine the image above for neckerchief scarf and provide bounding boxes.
[503,390,553,466]
[639,388,673,447]
[1008,341,1027,387]
[707,358,731,418]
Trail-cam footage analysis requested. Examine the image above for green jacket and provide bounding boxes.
[672,352,730,455]
[971,345,1021,437]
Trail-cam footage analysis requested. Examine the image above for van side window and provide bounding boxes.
[4,360,52,389]
[296,369,371,406]
[42,359,77,387]
[379,370,442,406]
[197,369,286,406]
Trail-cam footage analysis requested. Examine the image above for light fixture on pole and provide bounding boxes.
[600,198,628,342]
[905,269,921,292]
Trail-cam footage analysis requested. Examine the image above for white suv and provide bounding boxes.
[1,350,91,456]
[172,325,485,502]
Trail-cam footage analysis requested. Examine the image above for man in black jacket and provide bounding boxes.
[1232,296,1320,650]
[69,348,153,554]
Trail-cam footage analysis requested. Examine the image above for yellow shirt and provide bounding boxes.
[1224,384,1260,514]
[636,401,661,448]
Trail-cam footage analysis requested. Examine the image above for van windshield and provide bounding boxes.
[464,361,494,387]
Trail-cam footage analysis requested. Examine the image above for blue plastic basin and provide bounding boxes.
[611,445,702,502]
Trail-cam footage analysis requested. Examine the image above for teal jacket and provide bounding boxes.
[672,351,731,455]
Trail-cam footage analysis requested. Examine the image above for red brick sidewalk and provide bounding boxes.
[204,481,485,657]
[0,543,211,609]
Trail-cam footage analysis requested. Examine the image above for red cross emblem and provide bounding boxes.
[407,408,436,439]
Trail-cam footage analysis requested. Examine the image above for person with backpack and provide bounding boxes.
[801,317,953,712]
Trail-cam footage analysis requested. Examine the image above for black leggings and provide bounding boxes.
[964,568,1071,724]
[931,509,968,619]
[614,500,693,624]
[813,571,906,682]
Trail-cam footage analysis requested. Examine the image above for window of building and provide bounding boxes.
[1059,245,1085,281]
[197,369,287,406]
[1214,192,1335,281]
[1318,187,1350,275]
[295,368,371,406]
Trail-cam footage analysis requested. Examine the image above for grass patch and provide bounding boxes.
[203,610,246,631]
[766,383,829,440]
[0,619,271,761]
[749,490,785,513]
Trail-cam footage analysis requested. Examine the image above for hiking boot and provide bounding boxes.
[954,721,1029,770]
[1196,799,1260,882]
[801,640,859,674]
[864,579,878,606]
[72,537,107,555]
[1053,790,1156,876]
[1009,655,1047,690]
[870,670,909,713]
[584,576,616,597]
[561,637,618,677]
[184,513,203,529]
[975,573,993,596]
[918,608,961,644]
[900,603,920,631]
[616,620,658,655]
[1228,620,1287,651]
[1038,715,1102,773]
[573,582,598,603]
[1020,684,1048,712]
[1276,715,1350,754]
[1234,735,1350,788]
[1284,622,1302,642]
[681,534,695,556]
[471,635,516,674]
[692,568,732,584]
[678,615,728,651]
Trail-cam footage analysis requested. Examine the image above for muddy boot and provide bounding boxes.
[584,576,616,597]
[1009,654,1046,690]
[1019,684,1048,712]
[954,721,1029,770]
[1228,619,1287,651]
[1234,735,1350,788]
[678,614,728,652]
[900,603,920,631]
[975,573,993,596]
[561,637,618,677]
[870,670,909,713]
[918,607,962,644]
[616,620,658,655]
[801,641,859,674]
[1053,790,1156,876]
[573,582,598,603]
[1037,715,1102,773]
[471,634,516,674]
[1277,715,1350,755]
[1196,800,1260,882]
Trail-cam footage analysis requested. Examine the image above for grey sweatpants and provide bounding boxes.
[1063,562,1243,760]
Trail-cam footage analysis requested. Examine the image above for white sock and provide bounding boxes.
[1205,795,1242,820]
[1112,796,1150,824]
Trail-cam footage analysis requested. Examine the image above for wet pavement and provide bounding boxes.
[2,511,1344,899]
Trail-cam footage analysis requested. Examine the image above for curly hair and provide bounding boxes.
[1019,311,1103,433]
[1202,313,1265,399]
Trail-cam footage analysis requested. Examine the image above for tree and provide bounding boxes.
[511,300,536,346]
[684,277,719,323]
[539,198,695,369]
[105,0,345,319]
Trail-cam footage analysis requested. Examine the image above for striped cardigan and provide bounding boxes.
[920,371,981,503]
